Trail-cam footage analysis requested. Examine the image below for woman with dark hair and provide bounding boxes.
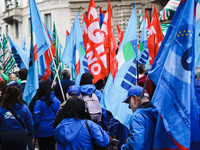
[0,86,34,150]
[53,97,109,150]
[33,81,60,150]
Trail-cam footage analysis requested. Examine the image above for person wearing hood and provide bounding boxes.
[33,81,60,150]
[53,97,109,150]
[80,73,107,129]
[121,86,158,150]
[0,86,34,150]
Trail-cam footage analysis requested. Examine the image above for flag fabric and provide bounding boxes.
[83,0,108,83]
[1,34,16,75]
[23,0,51,105]
[0,35,4,70]
[160,23,170,36]
[53,23,64,81]
[195,0,200,67]
[22,36,27,52]
[7,34,29,69]
[159,0,181,21]
[99,6,104,29]
[61,13,89,86]
[117,23,124,49]
[144,10,151,38]
[138,22,150,69]
[148,5,163,65]
[148,0,198,149]
[82,13,86,35]
[139,8,143,33]
[101,0,117,73]
[100,4,138,128]
[40,25,56,80]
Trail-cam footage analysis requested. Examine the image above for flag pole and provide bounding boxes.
[48,45,66,102]
[136,60,139,83]
[137,74,149,108]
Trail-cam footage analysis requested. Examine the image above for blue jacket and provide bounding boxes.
[121,107,158,150]
[53,118,109,150]
[80,84,107,128]
[33,92,60,137]
[0,103,34,138]
[54,77,75,102]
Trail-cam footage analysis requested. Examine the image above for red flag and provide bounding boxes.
[83,0,108,83]
[117,23,124,47]
[101,0,117,73]
[148,5,163,65]
[42,25,56,80]
[66,29,69,36]
[144,10,151,33]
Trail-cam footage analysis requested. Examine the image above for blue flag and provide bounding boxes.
[23,0,51,105]
[28,0,50,59]
[138,22,150,69]
[195,1,200,67]
[61,13,89,86]
[149,0,199,149]
[100,4,137,128]
[7,34,29,69]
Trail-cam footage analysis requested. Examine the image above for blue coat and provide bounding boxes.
[0,103,34,138]
[121,107,158,150]
[33,92,60,137]
[54,77,75,102]
[53,118,109,150]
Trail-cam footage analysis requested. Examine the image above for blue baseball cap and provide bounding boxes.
[67,85,80,97]
[123,86,143,103]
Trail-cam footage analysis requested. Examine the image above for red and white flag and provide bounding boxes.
[101,0,117,73]
[117,23,124,48]
[148,5,163,65]
[83,0,108,83]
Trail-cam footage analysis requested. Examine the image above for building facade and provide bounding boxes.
[0,0,168,52]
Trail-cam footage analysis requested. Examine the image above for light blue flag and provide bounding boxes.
[138,22,150,69]
[28,0,50,59]
[22,36,27,52]
[61,13,89,86]
[39,54,47,76]
[195,1,200,67]
[23,0,51,105]
[100,4,137,128]
[149,0,199,149]
[7,34,29,69]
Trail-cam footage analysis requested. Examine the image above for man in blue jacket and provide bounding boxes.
[54,69,74,103]
[121,86,158,150]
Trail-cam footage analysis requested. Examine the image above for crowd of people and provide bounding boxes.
[0,64,198,150]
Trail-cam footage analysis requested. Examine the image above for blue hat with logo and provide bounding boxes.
[67,85,80,97]
[123,86,143,103]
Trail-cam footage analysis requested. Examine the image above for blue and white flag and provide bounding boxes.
[7,34,29,69]
[149,0,199,149]
[138,22,150,69]
[23,0,51,105]
[61,13,89,86]
[100,4,137,128]
[195,1,200,67]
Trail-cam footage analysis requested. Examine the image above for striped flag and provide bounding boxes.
[1,34,16,75]
[0,35,4,70]
[139,8,143,33]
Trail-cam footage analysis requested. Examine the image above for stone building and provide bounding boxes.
[0,0,168,52]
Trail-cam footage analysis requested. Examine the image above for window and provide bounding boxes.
[15,22,19,38]
[44,13,52,30]
[145,8,152,22]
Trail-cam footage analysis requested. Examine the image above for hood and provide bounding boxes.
[53,118,85,144]
[10,103,23,110]
[80,84,96,95]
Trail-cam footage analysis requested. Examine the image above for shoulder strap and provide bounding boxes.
[85,120,92,135]
[49,104,57,115]
[9,109,26,130]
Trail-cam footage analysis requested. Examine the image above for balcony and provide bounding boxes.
[2,7,22,25]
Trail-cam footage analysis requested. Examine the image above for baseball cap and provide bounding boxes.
[123,86,143,103]
[67,85,80,97]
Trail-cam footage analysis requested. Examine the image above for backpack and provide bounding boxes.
[83,93,102,123]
